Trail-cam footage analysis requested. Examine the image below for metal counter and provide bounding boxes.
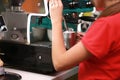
[5,66,78,80]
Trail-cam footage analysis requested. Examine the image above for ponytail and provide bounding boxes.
[98,2,120,18]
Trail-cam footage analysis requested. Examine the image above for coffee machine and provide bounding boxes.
[0,0,95,74]
[0,0,55,74]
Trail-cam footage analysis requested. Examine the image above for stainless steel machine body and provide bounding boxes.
[1,11,28,43]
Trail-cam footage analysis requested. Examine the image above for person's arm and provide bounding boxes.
[49,0,92,71]
[76,32,85,43]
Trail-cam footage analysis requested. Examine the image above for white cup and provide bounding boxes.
[32,27,46,42]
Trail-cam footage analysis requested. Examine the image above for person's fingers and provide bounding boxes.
[49,0,63,23]
[58,0,63,6]
[49,0,62,7]
[49,0,53,7]
[49,0,54,6]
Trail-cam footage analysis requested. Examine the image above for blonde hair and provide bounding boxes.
[99,1,120,18]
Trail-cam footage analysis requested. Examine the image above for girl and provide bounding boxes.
[49,0,120,79]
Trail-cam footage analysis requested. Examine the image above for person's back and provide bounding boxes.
[79,12,120,80]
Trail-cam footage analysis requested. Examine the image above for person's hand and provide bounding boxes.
[76,32,85,43]
[49,0,63,24]
[0,59,3,67]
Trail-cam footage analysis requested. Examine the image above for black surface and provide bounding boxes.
[0,71,21,80]
[0,40,56,74]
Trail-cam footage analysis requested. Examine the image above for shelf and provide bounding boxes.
[63,7,93,14]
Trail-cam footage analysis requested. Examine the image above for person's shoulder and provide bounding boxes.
[90,13,120,29]
[99,13,120,22]
[96,13,120,25]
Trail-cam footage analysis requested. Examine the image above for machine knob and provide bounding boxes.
[11,34,19,40]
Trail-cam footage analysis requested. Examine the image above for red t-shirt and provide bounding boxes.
[79,13,120,80]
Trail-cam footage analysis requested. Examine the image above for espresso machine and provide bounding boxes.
[0,0,55,74]
[0,0,95,74]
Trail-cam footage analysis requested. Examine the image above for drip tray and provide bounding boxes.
[30,41,51,48]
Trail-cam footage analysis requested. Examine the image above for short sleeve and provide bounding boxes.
[81,19,115,59]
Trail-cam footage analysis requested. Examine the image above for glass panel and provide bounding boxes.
[22,0,46,14]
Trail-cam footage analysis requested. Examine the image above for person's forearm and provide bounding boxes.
[52,21,66,70]
[52,21,65,51]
